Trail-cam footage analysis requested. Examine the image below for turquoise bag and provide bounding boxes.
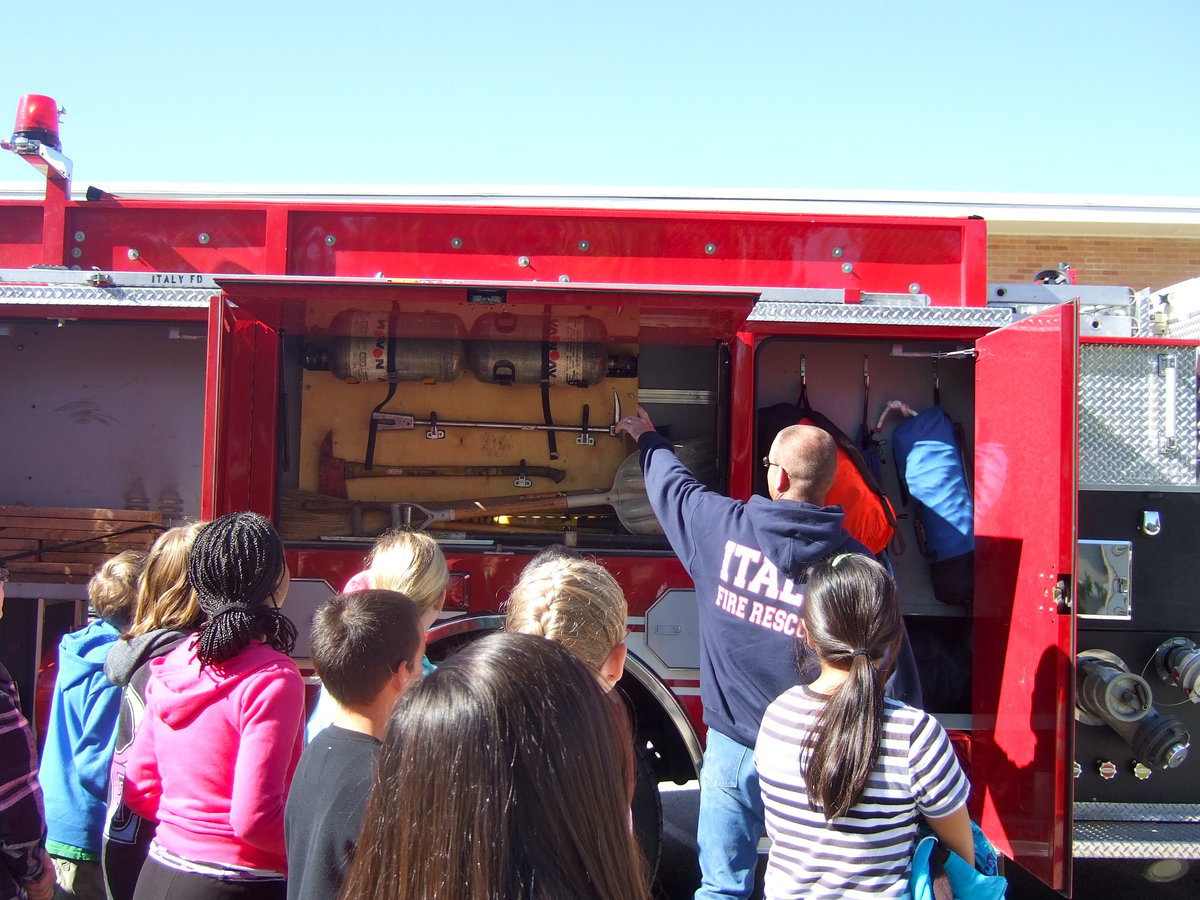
[909,820,1007,899]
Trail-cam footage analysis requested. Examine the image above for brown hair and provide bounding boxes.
[342,633,650,900]
[88,549,144,629]
[504,546,626,670]
[800,552,901,819]
[311,590,423,708]
[126,522,205,638]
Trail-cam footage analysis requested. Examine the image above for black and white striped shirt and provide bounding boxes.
[755,684,969,899]
[1,661,50,900]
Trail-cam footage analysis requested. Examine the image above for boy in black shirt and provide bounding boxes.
[284,590,423,900]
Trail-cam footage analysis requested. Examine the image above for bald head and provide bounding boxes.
[769,425,838,503]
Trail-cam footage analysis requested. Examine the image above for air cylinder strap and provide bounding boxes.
[540,307,558,460]
[364,303,402,470]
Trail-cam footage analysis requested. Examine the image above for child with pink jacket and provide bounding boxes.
[124,512,304,900]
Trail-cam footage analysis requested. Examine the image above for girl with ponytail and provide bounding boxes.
[123,512,305,900]
[755,553,973,899]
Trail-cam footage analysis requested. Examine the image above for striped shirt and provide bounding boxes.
[1,662,50,900]
[755,684,969,899]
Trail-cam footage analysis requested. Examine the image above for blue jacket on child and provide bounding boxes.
[40,618,124,855]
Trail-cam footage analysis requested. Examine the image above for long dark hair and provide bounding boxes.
[801,552,901,820]
[341,632,651,900]
[188,511,296,667]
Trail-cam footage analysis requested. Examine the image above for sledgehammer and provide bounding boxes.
[318,431,567,498]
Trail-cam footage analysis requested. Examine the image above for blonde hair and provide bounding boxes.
[504,550,627,670]
[88,549,144,628]
[366,529,449,616]
[126,522,205,638]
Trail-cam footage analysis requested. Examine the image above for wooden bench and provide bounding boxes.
[0,506,164,583]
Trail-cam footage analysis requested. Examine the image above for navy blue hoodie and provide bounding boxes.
[639,432,861,748]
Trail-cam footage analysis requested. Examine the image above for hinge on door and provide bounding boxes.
[1053,576,1072,613]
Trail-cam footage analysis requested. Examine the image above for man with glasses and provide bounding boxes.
[617,410,861,900]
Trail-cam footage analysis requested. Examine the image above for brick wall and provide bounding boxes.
[987,235,1200,290]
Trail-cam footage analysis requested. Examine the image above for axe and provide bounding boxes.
[318,432,567,498]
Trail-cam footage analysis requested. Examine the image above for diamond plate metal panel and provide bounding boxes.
[1075,802,1200,823]
[1079,344,1199,489]
[1135,288,1161,338]
[1169,313,1200,342]
[747,301,1011,328]
[1073,821,1200,859]
[0,284,215,307]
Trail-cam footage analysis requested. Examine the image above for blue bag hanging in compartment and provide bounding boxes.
[892,406,974,605]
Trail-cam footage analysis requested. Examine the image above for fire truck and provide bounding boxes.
[4,94,1200,895]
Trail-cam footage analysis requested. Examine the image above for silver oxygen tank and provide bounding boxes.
[468,312,609,386]
[304,309,467,383]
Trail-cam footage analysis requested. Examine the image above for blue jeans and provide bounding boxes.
[695,728,763,899]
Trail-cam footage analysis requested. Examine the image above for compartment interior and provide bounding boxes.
[274,291,733,544]
[753,336,977,714]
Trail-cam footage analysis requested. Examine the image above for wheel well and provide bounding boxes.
[618,654,701,785]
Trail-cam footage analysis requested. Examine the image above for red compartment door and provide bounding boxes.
[972,302,1078,893]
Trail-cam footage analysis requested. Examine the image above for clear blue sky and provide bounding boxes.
[3,0,1197,196]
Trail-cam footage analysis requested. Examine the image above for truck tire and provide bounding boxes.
[632,743,663,878]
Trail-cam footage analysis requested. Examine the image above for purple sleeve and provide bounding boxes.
[0,664,50,888]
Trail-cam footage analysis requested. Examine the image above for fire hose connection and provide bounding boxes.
[1076,649,1190,770]
[1155,637,1200,703]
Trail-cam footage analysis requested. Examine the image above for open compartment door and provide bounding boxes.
[200,291,282,519]
[972,303,1078,893]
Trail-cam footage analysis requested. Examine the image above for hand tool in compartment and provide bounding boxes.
[371,390,623,445]
[318,432,566,497]
[363,450,660,536]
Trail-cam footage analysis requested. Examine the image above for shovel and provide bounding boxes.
[383,450,661,535]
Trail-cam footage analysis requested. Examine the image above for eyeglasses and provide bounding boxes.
[762,457,775,469]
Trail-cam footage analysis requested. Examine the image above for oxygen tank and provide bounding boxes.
[302,309,466,383]
[468,312,609,386]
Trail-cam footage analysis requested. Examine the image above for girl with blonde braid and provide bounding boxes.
[503,545,628,691]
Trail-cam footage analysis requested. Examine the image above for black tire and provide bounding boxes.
[632,743,663,879]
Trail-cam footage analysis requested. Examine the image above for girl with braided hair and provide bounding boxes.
[754,553,972,899]
[123,512,305,900]
[503,544,628,691]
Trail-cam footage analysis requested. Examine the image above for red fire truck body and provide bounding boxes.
[5,98,1200,895]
